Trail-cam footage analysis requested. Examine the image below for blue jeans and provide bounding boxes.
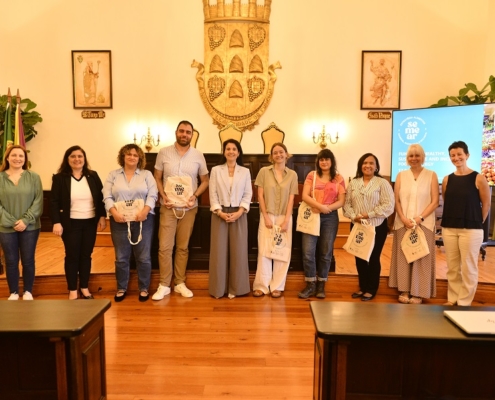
[301,211,339,281]
[110,215,154,292]
[0,229,40,294]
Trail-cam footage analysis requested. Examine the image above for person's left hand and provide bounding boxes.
[13,220,27,232]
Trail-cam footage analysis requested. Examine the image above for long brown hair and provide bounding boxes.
[0,145,29,171]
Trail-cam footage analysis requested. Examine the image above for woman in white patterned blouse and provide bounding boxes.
[343,153,395,301]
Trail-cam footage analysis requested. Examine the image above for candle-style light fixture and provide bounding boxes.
[312,125,339,149]
[134,127,160,152]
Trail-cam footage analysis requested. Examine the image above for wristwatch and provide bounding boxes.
[419,215,424,222]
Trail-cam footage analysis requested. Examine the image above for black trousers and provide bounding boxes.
[61,218,98,291]
[354,218,388,296]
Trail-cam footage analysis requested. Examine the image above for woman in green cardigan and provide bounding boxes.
[0,145,43,300]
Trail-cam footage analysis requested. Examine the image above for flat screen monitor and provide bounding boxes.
[390,103,495,183]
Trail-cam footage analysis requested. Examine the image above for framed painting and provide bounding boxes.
[361,50,401,110]
[72,50,113,109]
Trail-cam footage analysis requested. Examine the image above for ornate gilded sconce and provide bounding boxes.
[313,125,339,149]
[134,127,160,153]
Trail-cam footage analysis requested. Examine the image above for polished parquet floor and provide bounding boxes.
[1,233,495,399]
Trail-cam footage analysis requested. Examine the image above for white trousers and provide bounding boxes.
[253,213,293,293]
[442,227,483,306]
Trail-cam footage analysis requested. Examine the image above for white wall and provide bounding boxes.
[1,0,493,188]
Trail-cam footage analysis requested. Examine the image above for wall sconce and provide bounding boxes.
[134,127,160,152]
[312,125,339,149]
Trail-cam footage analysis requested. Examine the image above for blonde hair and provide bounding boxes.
[406,144,425,166]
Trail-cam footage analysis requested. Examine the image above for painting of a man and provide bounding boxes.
[361,51,401,110]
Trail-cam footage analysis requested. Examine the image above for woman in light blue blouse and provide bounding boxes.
[343,153,394,301]
[103,144,158,303]
[0,145,43,300]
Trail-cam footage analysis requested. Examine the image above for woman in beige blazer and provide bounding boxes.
[208,139,252,299]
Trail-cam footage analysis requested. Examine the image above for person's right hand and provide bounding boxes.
[53,223,63,236]
[263,215,273,229]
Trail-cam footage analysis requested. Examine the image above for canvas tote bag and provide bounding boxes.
[343,220,376,262]
[114,199,145,245]
[164,175,194,219]
[296,171,320,236]
[401,224,430,263]
[263,225,291,262]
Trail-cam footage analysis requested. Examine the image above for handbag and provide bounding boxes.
[401,224,430,263]
[296,171,320,236]
[114,199,145,245]
[263,225,291,262]
[343,220,376,262]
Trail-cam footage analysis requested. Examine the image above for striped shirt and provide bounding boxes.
[154,145,208,207]
[343,176,394,226]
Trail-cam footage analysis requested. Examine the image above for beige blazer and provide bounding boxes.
[209,164,252,212]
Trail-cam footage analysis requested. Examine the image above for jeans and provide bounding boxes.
[62,218,98,291]
[110,215,154,292]
[0,229,40,294]
[302,211,339,281]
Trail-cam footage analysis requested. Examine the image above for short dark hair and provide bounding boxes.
[315,148,337,180]
[218,139,244,166]
[448,140,469,155]
[354,153,382,179]
[176,120,194,133]
[57,145,91,175]
[117,144,147,169]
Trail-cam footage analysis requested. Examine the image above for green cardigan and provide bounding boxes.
[0,170,43,233]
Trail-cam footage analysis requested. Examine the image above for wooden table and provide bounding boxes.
[0,299,111,400]
[310,301,495,400]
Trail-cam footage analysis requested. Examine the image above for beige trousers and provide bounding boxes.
[442,227,483,306]
[158,206,198,286]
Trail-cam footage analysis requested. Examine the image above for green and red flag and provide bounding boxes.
[2,92,13,160]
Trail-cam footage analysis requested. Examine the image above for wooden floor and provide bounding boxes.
[1,233,495,400]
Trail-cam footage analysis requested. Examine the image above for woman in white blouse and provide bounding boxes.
[208,139,252,299]
[389,144,439,304]
[343,153,395,301]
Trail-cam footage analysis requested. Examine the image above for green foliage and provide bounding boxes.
[431,75,495,107]
[0,95,43,149]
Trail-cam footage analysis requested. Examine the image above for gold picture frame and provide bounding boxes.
[361,50,401,110]
[72,50,113,109]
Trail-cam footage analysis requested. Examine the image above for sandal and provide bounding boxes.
[253,290,264,297]
[398,292,410,304]
[114,290,126,302]
[443,301,456,306]
[271,290,282,298]
[408,296,422,304]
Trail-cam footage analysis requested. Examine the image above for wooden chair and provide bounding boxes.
[261,122,285,154]
[218,123,243,151]
[191,129,200,148]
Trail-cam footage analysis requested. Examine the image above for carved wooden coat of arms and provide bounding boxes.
[192,0,281,131]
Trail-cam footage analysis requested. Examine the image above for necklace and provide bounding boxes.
[228,165,235,177]
[6,170,23,185]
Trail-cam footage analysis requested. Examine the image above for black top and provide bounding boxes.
[50,170,107,231]
[441,171,483,229]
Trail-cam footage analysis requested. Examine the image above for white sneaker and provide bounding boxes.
[152,284,171,300]
[23,291,33,301]
[8,293,19,300]
[174,283,193,298]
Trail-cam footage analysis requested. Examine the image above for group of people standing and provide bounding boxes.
[0,125,489,307]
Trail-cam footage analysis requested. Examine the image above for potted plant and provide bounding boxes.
[0,94,43,161]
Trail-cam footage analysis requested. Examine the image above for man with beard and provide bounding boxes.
[152,120,209,299]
